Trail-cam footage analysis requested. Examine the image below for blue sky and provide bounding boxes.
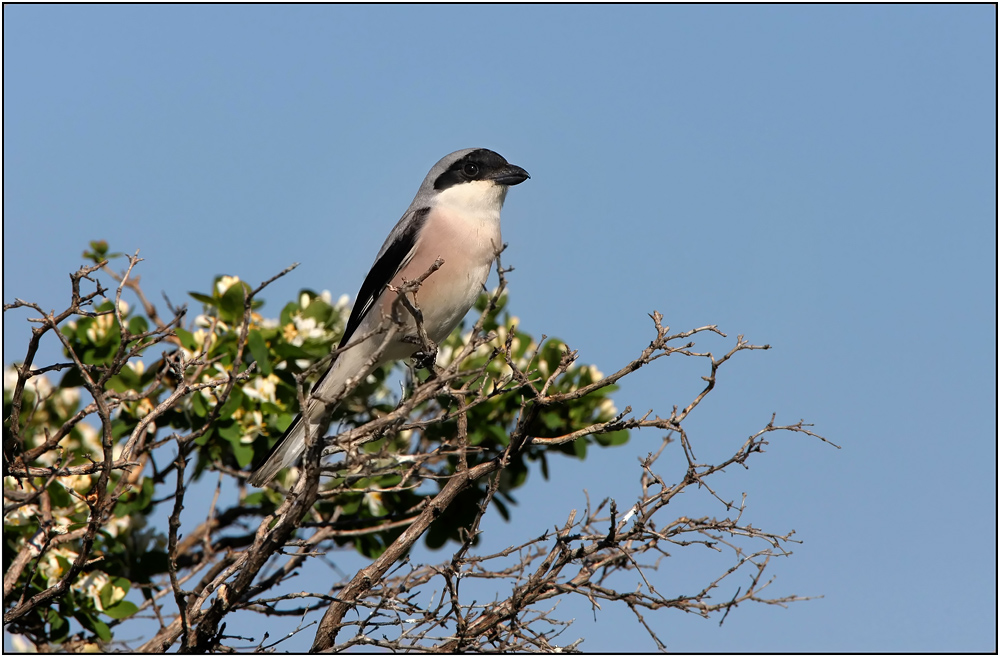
[3,4,996,652]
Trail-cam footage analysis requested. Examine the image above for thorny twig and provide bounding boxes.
[4,251,833,653]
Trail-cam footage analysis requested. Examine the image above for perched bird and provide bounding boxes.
[248,148,529,487]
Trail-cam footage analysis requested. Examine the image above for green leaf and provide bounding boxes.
[279,301,298,327]
[76,608,112,643]
[218,386,244,418]
[191,391,208,417]
[48,481,73,507]
[188,292,216,306]
[195,426,214,446]
[485,423,509,446]
[302,297,332,323]
[128,315,149,335]
[103,600,138,620]
[175,327,198,351]
[45,607,66,630]
[59,366,86,389]
[92,619,112,642]
[111,418,133,440]
[134,550,170,581]
[248,329,272,376]
[216,420,243,441]
[229,438,254,468]
[272,342,315,361]
[273,413,295,434]
[107,368,139,393]
[510,458,530,487]
[339,496,361,516]
[83,240,123,263]
[218,282,246,324]
[115,477,154,517]
[540,410,563,431]
[46,607,69,641]
[99,580,115,610]
[112,577,131,596]
[597,430,629,447]
[82,342,116,365]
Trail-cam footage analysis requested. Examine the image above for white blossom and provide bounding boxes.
[243,374,281,404]
[364,491,387,517]
[216,275,242,296]
[286,315,332,346]
[102,513,133,539]
[85,313,115,343]
[37,546,79,584]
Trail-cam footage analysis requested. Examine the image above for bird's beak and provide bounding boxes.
[489,164,530,186]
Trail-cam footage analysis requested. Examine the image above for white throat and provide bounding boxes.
[432,180,507,220]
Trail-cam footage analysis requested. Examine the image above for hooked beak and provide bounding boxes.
[489,164,530,186]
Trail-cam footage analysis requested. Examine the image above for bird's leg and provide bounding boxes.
[402,335,439,377]
[393,283,440,378]
[412,344,439,375]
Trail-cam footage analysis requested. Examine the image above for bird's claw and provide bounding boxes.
[412,345,438,373]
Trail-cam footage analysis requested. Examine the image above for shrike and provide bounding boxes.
[248,148,529,487]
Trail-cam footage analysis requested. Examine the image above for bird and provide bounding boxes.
[248,148,529,487]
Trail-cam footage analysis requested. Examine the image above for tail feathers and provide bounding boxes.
[247,341,383,487]
[247,415,320,487]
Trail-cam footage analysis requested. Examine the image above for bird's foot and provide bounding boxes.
[412,346,438,373]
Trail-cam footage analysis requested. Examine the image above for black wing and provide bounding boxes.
[250,209,430,475]
[338,208,429,349]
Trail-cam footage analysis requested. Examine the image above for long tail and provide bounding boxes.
[247,411,322,487]
[248,346,375,487]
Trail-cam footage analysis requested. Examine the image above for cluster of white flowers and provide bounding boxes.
[4,503,47,529]
[76,571,127,612]
[36,545,79,583]
[4,366,55,400]
[230,407,266,442]
[197,383,223,409]
[256,316,279,330]
[31,550,126,613]
[69,421,104,471]
[5,475,138,623]
[284,315,332,348]
[180,315,223,359]
[3,368,105,469]
[459,315,540,380]
[280,292,346,369]
[85,313,114,343]
[3,366,20,397]
[83,300,129,343]
[242,373,281,404]
[102,512,134,539]
[3,367,80,429]
[3,362,139,585]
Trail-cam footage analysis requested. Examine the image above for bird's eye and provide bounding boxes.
[462,162,480,178]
